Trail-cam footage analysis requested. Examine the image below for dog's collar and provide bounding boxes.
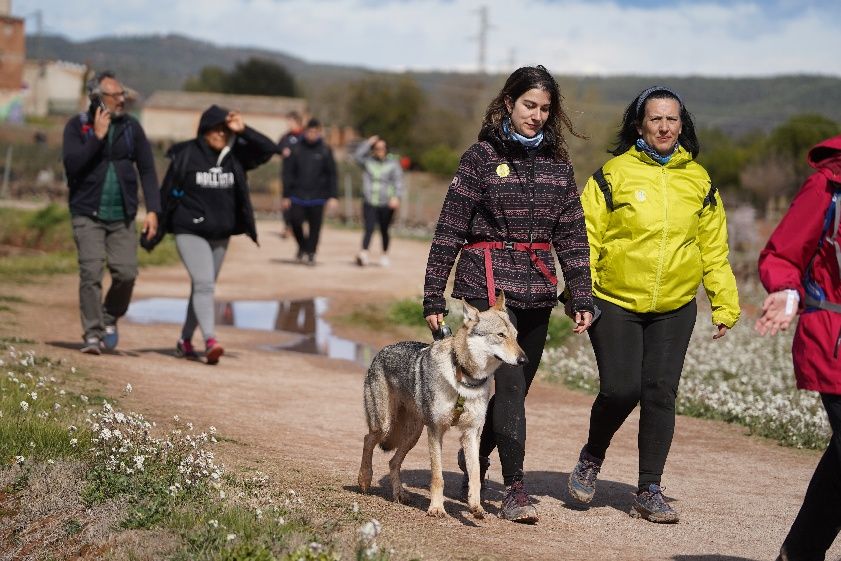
[455,366,490,389]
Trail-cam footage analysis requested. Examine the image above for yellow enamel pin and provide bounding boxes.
[496,163,510,178]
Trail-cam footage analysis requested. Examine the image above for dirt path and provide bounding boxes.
[2,221,838,561]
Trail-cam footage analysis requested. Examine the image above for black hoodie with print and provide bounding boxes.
[161,126,276,242]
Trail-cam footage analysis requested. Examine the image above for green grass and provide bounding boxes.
[0,204,179,281]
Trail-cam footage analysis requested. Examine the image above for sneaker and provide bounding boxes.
[630,484,679,523]
[80,337,102,355]
[379,255,390,267]
[306,253,316,267]
[205,337,224,365]
[102,324,119,351]
[356,251,369,267]
[457,447,490,501]
[499,480,539,523]
[568,446,603,504]
[295,250,304,263]
[175,339,199,360]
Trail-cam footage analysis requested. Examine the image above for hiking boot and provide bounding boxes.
[629,484,679,523]
[175,339,199,360]
[499,480,539,524]
[80,337,102,355]
[457,447,490,501]
[205,337,224,365]
[568,446,603,504]
[356,251,369,266]
[102,324,119,351]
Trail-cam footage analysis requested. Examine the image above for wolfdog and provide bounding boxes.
[358,294,527,518]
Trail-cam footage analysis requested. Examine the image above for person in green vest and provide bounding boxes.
[353,135,403,267]
[62,70,160,354]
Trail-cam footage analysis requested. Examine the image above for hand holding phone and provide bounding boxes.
[89,93,111,140]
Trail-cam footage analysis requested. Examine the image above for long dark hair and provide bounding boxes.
[480,65,584,161]
[610,86,700,158]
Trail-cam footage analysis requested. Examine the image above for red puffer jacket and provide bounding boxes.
[758,135,841,394]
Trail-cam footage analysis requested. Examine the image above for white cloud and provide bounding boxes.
[16,0,841,76]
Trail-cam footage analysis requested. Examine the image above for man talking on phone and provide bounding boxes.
[62,70,160,354]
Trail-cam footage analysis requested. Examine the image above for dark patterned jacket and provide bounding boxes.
[423,126,593,316]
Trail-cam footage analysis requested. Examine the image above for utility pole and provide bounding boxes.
[475,5,489,75]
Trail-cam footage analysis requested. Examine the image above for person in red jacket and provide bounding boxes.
[756,134,841,561]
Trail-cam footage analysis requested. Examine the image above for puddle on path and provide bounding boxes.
[126,297,377,367]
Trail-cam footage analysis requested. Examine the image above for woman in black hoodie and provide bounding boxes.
[161,105,276,364]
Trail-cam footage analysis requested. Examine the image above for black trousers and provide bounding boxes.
[361,202,395,252]
[781,393,841,561]
[585,297,696,489]
[467,298,552,486]
[289,203,325,256]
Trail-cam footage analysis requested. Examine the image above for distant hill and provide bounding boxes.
[28,33,841,137]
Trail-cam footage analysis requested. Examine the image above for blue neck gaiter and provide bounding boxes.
[636,137,678,165]
[503,117,543,149]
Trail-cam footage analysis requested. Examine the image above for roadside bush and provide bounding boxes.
[418,145,460,177]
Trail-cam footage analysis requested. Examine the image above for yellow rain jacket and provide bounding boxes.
[581,146,740,328]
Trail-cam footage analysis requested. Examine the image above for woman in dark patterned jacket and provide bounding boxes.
[423,65,594,523]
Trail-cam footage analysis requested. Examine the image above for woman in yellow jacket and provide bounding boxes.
[565,86,740,523]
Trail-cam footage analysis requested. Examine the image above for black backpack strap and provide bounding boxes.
[703,183,718,209]
[593,166,613,211]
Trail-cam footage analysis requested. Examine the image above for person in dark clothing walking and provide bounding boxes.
[281,118,338,265]
[352,134,403,267]
[756,134,841,561]
[423,65,594,523]
[62,70,160,354]
[160,104,276,364]
[276,111,304,239]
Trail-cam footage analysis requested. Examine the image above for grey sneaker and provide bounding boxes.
[80,337,102,355]
[457,447,490,501]
[102,324,119,351]
[630,484,679,523]
[568,446,603,504]
[499,480,539,524]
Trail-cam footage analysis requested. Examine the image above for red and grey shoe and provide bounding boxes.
[205,337,224,365]
[175,339,199,360]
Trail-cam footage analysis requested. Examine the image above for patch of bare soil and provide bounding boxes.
[1,221,839,561]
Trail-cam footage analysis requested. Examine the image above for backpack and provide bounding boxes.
[803,179,841,313]
[592,166,718,212]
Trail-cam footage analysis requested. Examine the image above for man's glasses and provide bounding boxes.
[101,91,126,99]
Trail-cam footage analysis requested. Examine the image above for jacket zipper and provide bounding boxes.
[651,166,669,311]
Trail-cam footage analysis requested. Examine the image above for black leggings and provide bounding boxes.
[467,298,551,486]
[289,203,325,256]
[361,202,395,252]
[782,393,841,560]
[586,297,696,489]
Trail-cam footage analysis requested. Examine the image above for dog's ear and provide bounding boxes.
[492,291,506,311]
[462,298,480,324]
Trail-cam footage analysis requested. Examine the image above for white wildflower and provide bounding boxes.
[70,438,78,447]
[19,401,29,412]
[226,533,236,542]
[14,456,24,465]
[208,519,219,529]
[124,383,132,394]
[29,391,37,401]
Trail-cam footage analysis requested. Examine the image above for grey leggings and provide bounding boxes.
[175,234,229,342]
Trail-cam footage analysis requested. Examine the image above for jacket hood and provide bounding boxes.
[807,134,841,181]
[478,124,555,159]
[197,104,229,136]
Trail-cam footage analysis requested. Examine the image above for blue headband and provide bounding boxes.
[635,86,683,116]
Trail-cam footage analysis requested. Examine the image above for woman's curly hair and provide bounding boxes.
[480,65,585,161]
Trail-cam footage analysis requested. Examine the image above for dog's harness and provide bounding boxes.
[451,363,490,426]
[462,241,556,305]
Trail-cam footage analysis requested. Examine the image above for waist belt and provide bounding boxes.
[804,294,841,314]
[462,241,556,305]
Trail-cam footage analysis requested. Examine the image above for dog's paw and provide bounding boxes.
[426,505,446,518]
[470,505,486,519]
[393,488,408,504]
[358,471,372,493]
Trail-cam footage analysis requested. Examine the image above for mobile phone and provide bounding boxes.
[88,93,107,117]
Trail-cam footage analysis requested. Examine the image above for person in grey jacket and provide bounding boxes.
[353,135,403,267]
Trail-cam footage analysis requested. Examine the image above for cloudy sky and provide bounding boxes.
[14,0,841,76]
